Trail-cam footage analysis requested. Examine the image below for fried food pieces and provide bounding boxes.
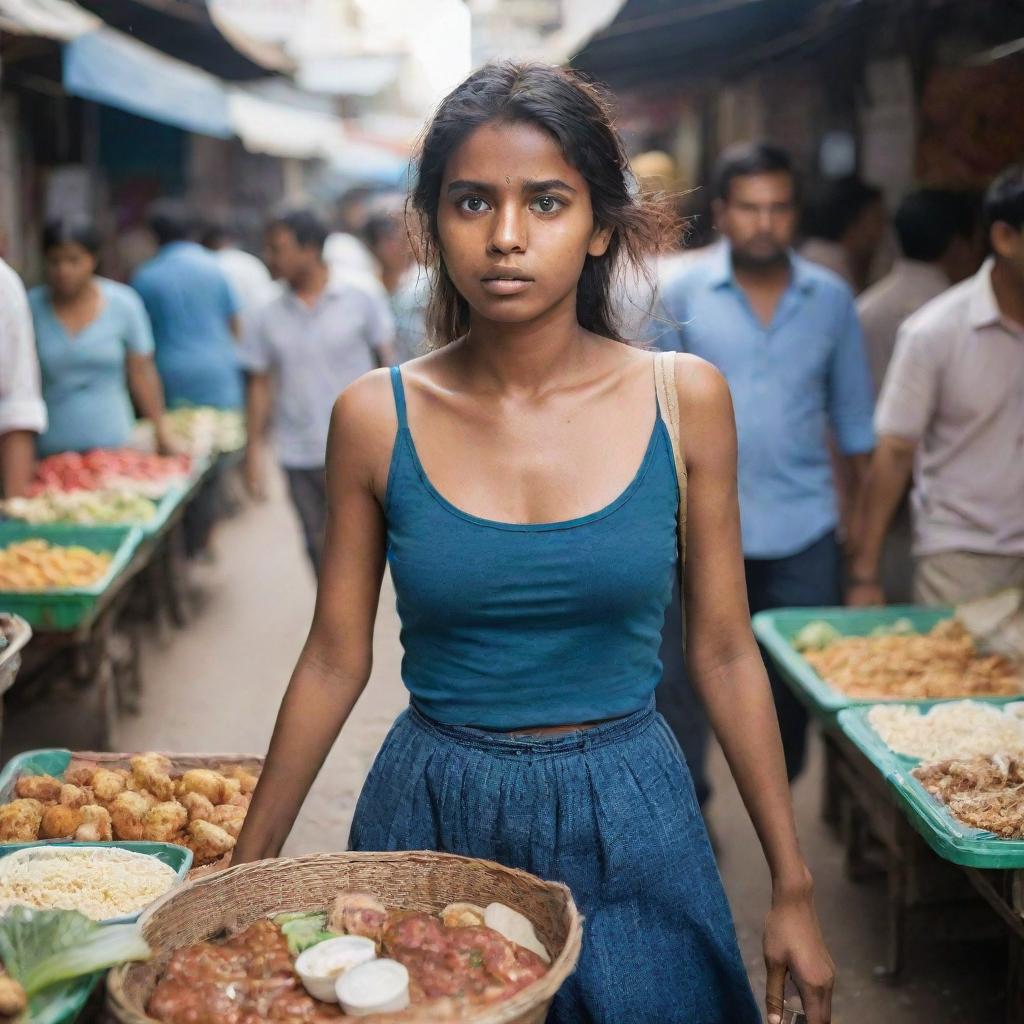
[914,754,1024,837]
[0,755,260,864]
[803,620,1021,700]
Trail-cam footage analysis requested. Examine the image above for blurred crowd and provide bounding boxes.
[1,141,1022,796]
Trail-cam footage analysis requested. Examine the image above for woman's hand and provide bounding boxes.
[764,883,834,1024]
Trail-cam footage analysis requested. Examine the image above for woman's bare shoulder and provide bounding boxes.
[674,353,731,409]
[331,368,399,466]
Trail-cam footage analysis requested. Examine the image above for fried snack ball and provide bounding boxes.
[221,777,242,804]
[226,766,259,795]
[63,763,95,787]
[110,791,150,841]
[440,902,486,929]
[91,768,127,804]
[131,754,175,802]
[0,799,43,842]
[40,804,83,840]
[226,792,250,810]
[188,820,236,864]
[0,973,27,1018]
[59,783,92,809]
[15,774,62,802]
[180,792,215,824]
[75,804,112,842]
[143,801,188,844]
[208,804,245,839]
[178,769,226,805]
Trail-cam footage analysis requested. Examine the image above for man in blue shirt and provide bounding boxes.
[660,143,875,779]
[132,200,243,410]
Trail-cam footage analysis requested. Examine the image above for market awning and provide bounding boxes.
[572,0,829,87]
[0,0,98,39]
[63,26,233,138]
[228,89,345,159]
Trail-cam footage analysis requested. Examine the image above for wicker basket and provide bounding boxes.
[107,850,582,1024]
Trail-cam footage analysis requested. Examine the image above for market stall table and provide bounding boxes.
[755,607,1024,1021]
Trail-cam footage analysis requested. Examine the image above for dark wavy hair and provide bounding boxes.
[412,61,675,346]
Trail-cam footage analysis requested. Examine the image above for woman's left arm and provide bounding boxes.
[126,354,171,453]
[677,355,834,1024]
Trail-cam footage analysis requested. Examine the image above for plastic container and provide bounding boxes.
[838,701,1024,868]
[752,605,962,719]
[0,524,144,630]
[0,841,192,923]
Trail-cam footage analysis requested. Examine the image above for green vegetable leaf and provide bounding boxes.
[0,907,150,997]
[271,912,335,955]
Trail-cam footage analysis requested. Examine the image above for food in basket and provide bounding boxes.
[338,958,410,1016]
[914,754,1024,837]
[2,488,158,525]
[296,935,377,1002]
[868,701,1024,761]
[0,541,113,591]
[798,619,1021,700]
[146,889,551,1023]
[0,755,260,865]
[0,846,178,920]
[29,450,191,497]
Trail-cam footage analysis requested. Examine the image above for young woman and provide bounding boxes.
[233,63,834,1024]
[29,217,171,457]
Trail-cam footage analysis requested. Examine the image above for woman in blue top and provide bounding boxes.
[234,64,834,1024]
[29,217,171,457]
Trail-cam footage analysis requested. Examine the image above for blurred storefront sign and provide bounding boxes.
[916,58,1024,188]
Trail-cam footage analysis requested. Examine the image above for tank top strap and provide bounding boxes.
[389,365,408,430]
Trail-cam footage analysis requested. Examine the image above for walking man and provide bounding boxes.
[242,210,395,574]
[849,166,1024,607]
[661,142,875,779]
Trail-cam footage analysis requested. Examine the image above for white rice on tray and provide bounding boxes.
[0,845,178,920]
[868,700,1024,761]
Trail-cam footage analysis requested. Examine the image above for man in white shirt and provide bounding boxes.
[854,190,980,603]
[858,190,980,394]
[850,165,1024,607]
[241,210,395,574]
[0,257,46,497]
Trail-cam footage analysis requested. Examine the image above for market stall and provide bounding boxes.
[0,449,218,747]
[755,598,1024,1016]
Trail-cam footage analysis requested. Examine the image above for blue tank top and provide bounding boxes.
[385,365,679,728]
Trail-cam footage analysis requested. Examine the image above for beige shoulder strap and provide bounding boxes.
[654,351,688,570]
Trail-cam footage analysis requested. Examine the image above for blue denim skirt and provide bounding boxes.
[349,703,760,1023]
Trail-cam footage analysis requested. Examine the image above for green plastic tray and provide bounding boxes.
[28,972,102,1024]
[0,748,76,796]
[752,605,961,720]
[0,841,192,922]
[838,701,1024,867]
[0,524,143,630]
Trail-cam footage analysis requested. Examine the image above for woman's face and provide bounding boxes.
[437,120,611,328]
[45,242,96,299]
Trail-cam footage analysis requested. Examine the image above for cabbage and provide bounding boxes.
[0,906,150,997]
[272,912,335,955]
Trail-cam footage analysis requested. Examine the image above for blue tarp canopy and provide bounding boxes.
[64,27,233,138]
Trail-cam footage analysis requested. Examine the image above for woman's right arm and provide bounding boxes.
[232,372,396,863]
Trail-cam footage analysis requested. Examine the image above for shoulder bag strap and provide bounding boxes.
[654,351,688,571]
